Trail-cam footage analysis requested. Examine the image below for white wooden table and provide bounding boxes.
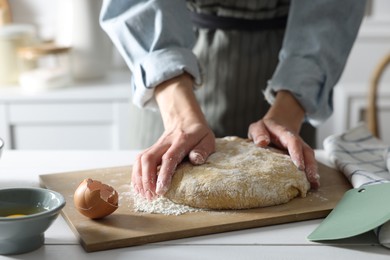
[0,150,389,260]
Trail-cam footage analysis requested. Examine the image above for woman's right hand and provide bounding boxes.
[131,73,215,200]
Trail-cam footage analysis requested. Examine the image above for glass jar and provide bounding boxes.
[0,24,36,85]
[17,43,71,92]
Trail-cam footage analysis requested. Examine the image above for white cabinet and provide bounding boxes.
[0,71,133,150]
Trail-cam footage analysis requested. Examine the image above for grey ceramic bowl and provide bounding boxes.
[0,188,66,255]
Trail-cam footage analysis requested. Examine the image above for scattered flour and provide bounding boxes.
[120,188,203,216]
[308,191,329,202]
[133,194,203,215]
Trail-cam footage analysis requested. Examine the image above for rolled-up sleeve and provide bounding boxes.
[100,0,201,109]
[265,0,366,125]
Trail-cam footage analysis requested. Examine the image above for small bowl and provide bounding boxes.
[0,188,66,255]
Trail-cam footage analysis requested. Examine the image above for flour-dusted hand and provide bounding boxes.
[248,91,320,189]
[132,124,215,200]
[131,74,215,200]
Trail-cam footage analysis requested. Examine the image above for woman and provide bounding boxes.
[100,0,366,200]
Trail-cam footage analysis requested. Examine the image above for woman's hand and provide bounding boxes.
[132,73,215,200]
[248,91,320,189]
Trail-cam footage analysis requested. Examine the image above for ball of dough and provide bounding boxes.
[164,137,310,210]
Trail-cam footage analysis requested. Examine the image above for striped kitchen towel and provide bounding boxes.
[323,123,390,248]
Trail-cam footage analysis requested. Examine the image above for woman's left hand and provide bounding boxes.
[248,91,320,189]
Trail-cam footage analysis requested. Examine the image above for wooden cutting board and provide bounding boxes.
[39,162,351,252]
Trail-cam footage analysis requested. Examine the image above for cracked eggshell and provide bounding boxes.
[73,178,119,219]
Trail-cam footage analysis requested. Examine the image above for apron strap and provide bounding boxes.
[190,11,288,31]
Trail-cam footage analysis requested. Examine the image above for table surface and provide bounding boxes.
[0,150,389,260]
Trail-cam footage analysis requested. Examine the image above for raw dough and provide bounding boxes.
[164,136,310,210]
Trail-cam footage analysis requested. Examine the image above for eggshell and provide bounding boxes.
[73,178,118,219]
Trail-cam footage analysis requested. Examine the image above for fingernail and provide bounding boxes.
[307,166,320,189]
[132,184,140,194]
[311,178,320,190]
[254,135,269,146]
[146,190,154,201]
[140,187,146,197]
[189,151,206,165]
[310,174,320,190]
[156,180,169,195]
[293,159,305,171]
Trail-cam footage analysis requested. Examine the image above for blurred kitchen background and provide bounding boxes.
[0,0,389,150]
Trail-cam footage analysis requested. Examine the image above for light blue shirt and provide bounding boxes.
[100,0,366,125]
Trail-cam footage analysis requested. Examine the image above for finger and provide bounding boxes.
[136,143,169,200]
[156,146,187,195]
[140,151,162,200]
[188,134,215,165]
[280,131,305,171]
[248,121,271,147]
[131,154,143,196]
[279,131,319,188]
[264,120,305,170]
[302,144,320,189]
